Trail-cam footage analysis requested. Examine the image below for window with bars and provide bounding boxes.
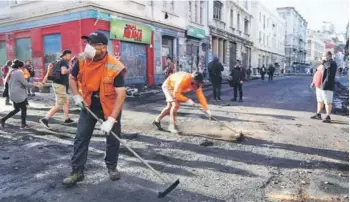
[213,1,222,20]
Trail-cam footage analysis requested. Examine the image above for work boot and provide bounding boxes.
[152,120,162,130]
[310,113,322,120]
[168,124,179,134]
[231,98,237,102]
[239,99,243,102]
[62,171,84,187]
[322,115,331,123]
[107,167,121,181]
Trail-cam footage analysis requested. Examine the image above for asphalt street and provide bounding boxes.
[0,76,348,202]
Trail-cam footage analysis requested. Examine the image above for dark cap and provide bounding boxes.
[60,49,72,58]
[81,32,108,45]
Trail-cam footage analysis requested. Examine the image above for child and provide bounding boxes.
[0,60,42,129]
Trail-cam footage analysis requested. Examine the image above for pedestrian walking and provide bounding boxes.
[152,71,211,134]
[0,60,42,129]
[2,60,12,105]
[246,66,252,80]
[164,56,175,78]
[24,60,35,96]
[208,56,224,101]
[260,65,266,80]
[310,51,338,123]
[229,60,245,102]
[39,49,75,128]
[62,31,126,186]
[268,64,275,81]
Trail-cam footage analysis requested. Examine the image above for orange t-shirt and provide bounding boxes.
[165,72,208,110]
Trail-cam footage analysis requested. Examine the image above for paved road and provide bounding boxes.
[0,76,348,202]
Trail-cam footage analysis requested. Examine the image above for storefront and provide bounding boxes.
[182,25,207,74]
[110,17,153,85]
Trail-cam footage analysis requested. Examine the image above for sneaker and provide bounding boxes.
[322,116,331,123]
[239,99,243,102]
[168,124,179,134]
[0,119,5,128]
[64,118,74,124]
[310,114,322,120]
[152,120,162,130]
[231,98,237,102]
[62,171,84,187]
[20,124,30,129]
[107,167,121,181]
[40,118,49,129]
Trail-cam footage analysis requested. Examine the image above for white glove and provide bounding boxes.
[205,110,212,118]
[73,95,85,109]
[186,99,196,106]
[100,117,116,134]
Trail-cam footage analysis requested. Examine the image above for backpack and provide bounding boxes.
[48,59,62,82]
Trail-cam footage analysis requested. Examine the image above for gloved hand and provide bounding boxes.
[100,117,116,134]
[205,109,212,118]
[186,99,196,106]
[73,95,85,109]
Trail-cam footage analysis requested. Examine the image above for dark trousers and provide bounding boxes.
[71,108,122,172]
[212,78,222,100]
[2,100,27,125]
[261,73,265,80]
[233,84,243,100]
[268,73,273,81]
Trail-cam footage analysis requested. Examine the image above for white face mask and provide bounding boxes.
[84,44,96,59]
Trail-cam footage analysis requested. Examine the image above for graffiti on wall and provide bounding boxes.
[120,42,147,85]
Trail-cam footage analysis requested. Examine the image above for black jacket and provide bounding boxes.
[321,60,337,91]
[230,67,245,84]
[208,60,224,83]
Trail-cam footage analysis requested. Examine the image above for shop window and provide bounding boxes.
[213,1,222,20]
[16,37,32,62]
[43,34,62,70]
[0,41,7,77]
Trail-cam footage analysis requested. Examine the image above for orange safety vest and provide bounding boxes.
[77,54,125,119]
[21,67,30,79]
[165,71,208,110]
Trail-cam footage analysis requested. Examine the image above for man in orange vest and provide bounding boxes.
[63,32,126,187]
[153,71,211,134]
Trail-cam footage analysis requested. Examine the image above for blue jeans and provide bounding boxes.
[71,108,121,172]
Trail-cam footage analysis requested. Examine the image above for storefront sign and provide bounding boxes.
[187,25,206,39]
[110,18,152,44]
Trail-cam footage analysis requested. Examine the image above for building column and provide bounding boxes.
[218,38,223,63]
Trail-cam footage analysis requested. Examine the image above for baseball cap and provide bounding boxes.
[60,49,72,58]
[81,32,108,45]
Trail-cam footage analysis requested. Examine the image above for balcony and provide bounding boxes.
[211,19,226,30]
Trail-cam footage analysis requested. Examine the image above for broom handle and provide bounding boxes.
[83,106,169,184]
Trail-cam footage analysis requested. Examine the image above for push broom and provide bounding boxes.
[83,106,180,198]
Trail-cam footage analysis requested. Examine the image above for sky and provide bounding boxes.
[261,0,349,33]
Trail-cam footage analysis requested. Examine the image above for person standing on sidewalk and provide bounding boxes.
[152,71,211,134]
[208,56,224,101]
[268,64,275,81]
[246,66,252,80]
[310,51,338,123]
[1,60,42,129]
[260,65,266,80]
[39,50,74,128]
[63,31,126,186]
[164,56,175,79]
[24,60,35,96]
[230,60,245,102]
[2,60,12,105]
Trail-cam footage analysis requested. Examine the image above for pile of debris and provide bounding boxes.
[334,76,349,115]
[125,85,162,98]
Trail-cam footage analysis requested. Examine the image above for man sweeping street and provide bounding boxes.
[152,71,211,134]
[63,31,126,186]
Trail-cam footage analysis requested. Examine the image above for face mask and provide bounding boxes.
[84,44,96,59]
